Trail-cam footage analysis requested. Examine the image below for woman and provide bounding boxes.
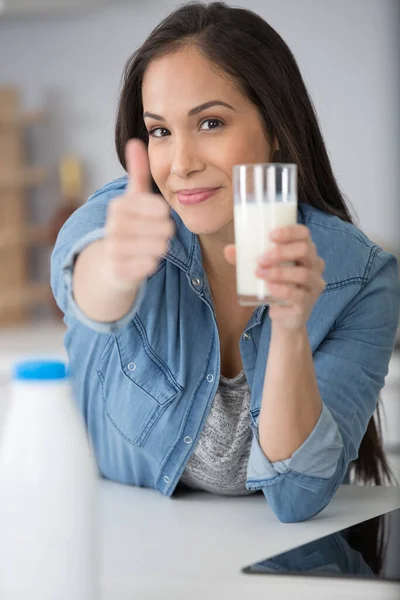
[51,2,399,522]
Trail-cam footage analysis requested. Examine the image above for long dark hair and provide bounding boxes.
[115,1,393,487]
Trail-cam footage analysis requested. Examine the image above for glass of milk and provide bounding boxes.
[233,163,297,306]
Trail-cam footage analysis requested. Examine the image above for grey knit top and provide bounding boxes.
[180,369,256,495]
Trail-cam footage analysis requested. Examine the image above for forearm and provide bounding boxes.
[73,239,140,323]
[258,323,322,462]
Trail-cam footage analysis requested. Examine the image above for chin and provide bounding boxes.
[177,211,232,236]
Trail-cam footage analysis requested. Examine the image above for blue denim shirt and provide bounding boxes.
[51,177,399,523]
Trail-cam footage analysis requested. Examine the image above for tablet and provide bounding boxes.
[242,507,400,582]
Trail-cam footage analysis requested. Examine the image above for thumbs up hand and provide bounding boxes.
[104,139,175,290]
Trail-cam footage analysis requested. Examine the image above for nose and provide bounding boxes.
[170,136,205,178]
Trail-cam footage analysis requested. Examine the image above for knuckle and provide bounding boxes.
[108,196,126,218]
[167,219,176,237]
[104,237,118,257]
[300,225,310,238]
[162,220,174,240]
[113,264,129,281]
[155,197,170,216]
[297,289,306,304]
[107,213,126,234]
[105,217,117,235]
[299,268,309,284]
[147,256,159,272]
[107,198,119,214]
[301,242,310,256]
[156,238,168,255]
[278,284,289,299]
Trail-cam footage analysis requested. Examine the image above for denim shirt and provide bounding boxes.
[51,177,399,523]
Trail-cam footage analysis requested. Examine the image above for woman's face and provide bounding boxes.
[142,45,275,236]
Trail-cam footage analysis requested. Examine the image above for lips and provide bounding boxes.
[176,187,220,206]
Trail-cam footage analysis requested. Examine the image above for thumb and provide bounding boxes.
[223,244,237,266]
[125,138,152,195]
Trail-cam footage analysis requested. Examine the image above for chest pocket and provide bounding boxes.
[97,320,183,447]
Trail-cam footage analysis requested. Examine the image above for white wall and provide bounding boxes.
[0,0,399,250]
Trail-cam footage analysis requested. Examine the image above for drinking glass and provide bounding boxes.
[233,163,298,306]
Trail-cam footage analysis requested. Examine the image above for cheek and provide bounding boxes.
[148,145,169,187]
[219,134,270,170]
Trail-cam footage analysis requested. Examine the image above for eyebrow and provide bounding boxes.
[143,100,236,121]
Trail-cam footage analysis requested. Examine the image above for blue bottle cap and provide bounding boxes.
[13,360,67,381]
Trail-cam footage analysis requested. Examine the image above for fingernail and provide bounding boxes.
[270,229,282,240]
[257,252,271,264]
[259,268,269,276]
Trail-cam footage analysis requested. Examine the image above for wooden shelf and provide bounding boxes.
[0,109,45,128]
[0,87,52,326]
[0,225,50,251]
[0,166,47,188]
[0,282,53,316]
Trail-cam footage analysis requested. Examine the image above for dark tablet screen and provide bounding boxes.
[242,508,400,582]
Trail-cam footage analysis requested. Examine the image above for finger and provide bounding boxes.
[125,138,152,195]
[264,282,308,306]
[109,218,173,240]
[255,265,319,291]
[106,237,170,261]
[317,256,326,274]
[270,224,310,243]
[223,244,236,265]
[258,241,314,268]
[108,193,170,220]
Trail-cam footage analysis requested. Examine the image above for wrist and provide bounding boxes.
[271,321,307,340]
[101,254,142,297]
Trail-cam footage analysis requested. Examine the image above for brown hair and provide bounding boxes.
[115,1,393,487]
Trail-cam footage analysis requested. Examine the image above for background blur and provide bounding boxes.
[0,0,399,456]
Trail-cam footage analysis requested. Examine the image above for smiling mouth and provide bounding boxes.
[176,187,221,206]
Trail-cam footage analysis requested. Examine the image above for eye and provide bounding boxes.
[148,127,170,138]
[199,118,224,131]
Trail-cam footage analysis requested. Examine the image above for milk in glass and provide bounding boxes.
[233,163,297,306]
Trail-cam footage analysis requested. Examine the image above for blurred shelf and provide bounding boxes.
[0,282,53,316]
[0,86,49,326]
[0,224,50,251]
[0,109,45,127]
[0,166,47,188]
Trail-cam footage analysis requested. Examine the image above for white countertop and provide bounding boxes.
[98,480,400,600]
[0,323,399,598]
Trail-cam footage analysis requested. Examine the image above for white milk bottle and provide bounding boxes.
[233,163,298,305]
[0,359,98,600]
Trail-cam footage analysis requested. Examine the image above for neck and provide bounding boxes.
[198,222,236,292]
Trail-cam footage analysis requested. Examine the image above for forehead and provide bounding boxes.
[142,46,243,109]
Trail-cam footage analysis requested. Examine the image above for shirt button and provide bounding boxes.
[184,436,193,444]
[163,475,170,483]
[206,374,214,383]
[242,332,251,340]
[127,362,136,371]
[191,277,202,287]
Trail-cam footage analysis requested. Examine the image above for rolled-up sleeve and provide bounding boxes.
[247,402,344,481]
[50,179,146,334]
[246,249,399,523]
